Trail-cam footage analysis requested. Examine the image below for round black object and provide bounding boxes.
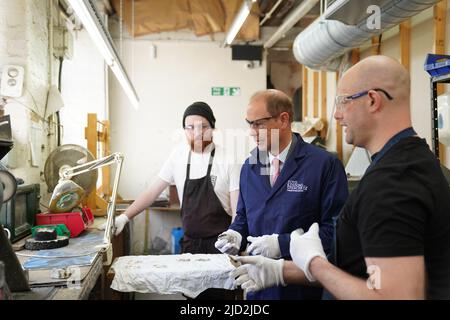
[25,236,69,250]
[35,228,57,241]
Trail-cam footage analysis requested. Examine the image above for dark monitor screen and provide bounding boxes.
[231,45,263,61]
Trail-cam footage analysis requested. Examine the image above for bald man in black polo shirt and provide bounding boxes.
[231,55,450,300]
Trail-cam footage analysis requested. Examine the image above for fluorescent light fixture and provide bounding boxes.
[323,0,390,26]
[68,0,140,109]
[222,0,257,47]
[324,0,351,19]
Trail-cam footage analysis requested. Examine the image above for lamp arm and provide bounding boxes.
[103,153,124,245]
[58,152,124,256]
[59,153,122,180]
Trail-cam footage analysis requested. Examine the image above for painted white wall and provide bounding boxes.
[110,40,265,198]
[60,28,107,147]
[0,0,107,210]
[0,0,57,206]
[110,39,266,253]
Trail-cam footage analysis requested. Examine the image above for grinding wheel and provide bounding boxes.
[25,236,69,250]
[34,228,57,241]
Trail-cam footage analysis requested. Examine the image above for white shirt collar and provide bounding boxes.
[268,138,292,165]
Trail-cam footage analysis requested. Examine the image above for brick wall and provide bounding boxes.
[0,0,57,207]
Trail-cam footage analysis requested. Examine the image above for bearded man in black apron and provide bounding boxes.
[108,102,241,300]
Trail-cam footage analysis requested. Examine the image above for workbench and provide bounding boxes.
[10,217,129,300]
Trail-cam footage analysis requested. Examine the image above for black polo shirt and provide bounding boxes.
[336,137,450,299]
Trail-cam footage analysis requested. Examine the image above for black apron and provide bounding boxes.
[180,147,231,254]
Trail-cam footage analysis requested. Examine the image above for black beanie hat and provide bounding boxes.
[182,101,216,129]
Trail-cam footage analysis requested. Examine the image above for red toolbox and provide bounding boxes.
[35,207,94,238]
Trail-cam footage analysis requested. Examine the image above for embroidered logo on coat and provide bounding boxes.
[287,180,308,192]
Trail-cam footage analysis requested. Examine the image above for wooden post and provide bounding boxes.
[433,0,447,163]
[302,65,308,121]
[313,72,319,118]
[101,120,111,197]
[351,48,360,65]
[400,20,411,70]
[85,114,110,215]
[85,113,98,210]
[371,36,381,55]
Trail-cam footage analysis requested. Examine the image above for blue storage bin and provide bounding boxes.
[171,227,183,254]
[424,54,450,77]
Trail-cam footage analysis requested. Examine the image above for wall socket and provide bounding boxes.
[0,65,25,98]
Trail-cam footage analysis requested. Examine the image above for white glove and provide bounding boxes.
[98,214,129,236]
[215,229,242,255]
[231,256,285,292]
[289,223,326,282]
[246,234,281,258]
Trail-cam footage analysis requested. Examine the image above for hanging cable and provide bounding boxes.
[56,57,64,146]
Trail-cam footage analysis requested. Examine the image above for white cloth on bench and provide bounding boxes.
[110,253,236,298]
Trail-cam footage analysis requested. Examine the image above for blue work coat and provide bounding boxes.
[230,133,348,300]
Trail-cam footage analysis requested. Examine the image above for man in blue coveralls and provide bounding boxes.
[215,89,348,299]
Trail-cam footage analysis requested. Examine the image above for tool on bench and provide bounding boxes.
[25,225,70,250]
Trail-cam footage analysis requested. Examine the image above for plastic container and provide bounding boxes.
[171,227,183,254]
[424,54,450,77]
[35,207,94,238]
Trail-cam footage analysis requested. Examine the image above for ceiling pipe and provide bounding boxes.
[263,0,320,49]
[293,0,441,71]
[260,0,284,26]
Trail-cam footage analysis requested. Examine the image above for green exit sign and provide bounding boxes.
[211,87,241,96]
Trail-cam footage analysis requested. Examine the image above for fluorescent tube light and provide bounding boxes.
[222,0,257,47]
[68,0,140,109]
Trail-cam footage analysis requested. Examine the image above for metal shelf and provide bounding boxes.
[430,73,450,159]
[431,74,450,84]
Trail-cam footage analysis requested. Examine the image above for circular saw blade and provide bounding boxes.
[44,144,98,194]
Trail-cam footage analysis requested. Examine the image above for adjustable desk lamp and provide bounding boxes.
[50,152,124,265]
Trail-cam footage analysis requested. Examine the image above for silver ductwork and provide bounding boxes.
[293,0,441,71]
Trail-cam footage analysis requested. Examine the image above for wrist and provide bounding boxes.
[272,234,281,258]
[121,214,130,223]
[308,256,327,281]
[275,258,286,286]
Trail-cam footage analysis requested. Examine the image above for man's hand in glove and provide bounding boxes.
[231,255,285,292]
[246,234,281,258]
[215,229,242,255]
[98,214,129,236]
[290,223,326,282]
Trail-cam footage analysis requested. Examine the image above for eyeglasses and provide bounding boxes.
[335,88,393,112]
[184,124,211,131]
[245,115,277,129]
